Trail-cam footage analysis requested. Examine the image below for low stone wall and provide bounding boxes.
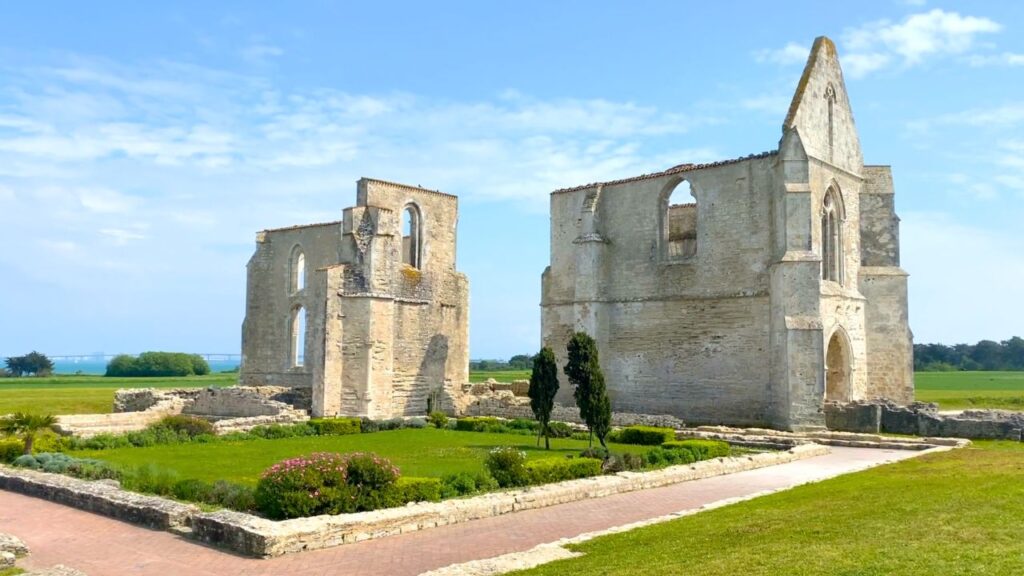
[183,386,306,420]
[825,401,1024,441]
[683,425,967,451]
[189,444,827,557]
[55,394,188,437]
[463,392,686,429]
[0,467,198,530]
[212,413,311,434]
[114,388,202,413]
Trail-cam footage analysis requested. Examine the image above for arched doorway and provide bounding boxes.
[825,329,851,402]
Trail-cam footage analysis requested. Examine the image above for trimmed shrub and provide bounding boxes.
[10,453,118,480]
[612,426,676,446]
[255,452,401,519]
[662,439,731,460]
[388,476,443,504]
[308,417,361,436]
[525,457,602,484]
[602,452,645,473]
[172,478,214,502]
[121,464,180,496]
[0,439,23,462]
[379,418,406,431]
[405,418,428,429]
[439,471,499,498]
[547,421,574,438]
[427,411,449,429]
[455,417,501,432]
[508,418,539,431]
[484,446,529,487]
[359,417,380,433]
[210,480,257,512]
[644,446,697,468]
[153,415,215,438]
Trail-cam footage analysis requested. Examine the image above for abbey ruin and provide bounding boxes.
[240,178,470,419]
[541,37,913,430]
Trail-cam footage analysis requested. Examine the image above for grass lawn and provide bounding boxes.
[71,428,649,485]
[915,371,1024,410]
[513,441,1024,576]
[0,373,236,415]
[469,370,531,383]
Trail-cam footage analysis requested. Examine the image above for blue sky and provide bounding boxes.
[1,1,1023,359]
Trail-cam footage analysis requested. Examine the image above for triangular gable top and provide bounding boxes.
[781,36,863,175]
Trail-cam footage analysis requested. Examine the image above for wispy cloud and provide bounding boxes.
[754,9,1004,78]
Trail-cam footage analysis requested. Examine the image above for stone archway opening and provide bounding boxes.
[825,330,851,402]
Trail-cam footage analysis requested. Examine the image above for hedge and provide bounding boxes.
[525,457,603,484]
[0,439,23,463]
[308,417,362,436]
[455,417,501,432]
[105,352,211,377]
[611,426,676,446]
[662,439,731,460]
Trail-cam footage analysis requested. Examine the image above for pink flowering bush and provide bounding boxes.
[254,452,401,519]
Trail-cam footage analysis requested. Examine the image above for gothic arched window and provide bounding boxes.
[821,186,844,284]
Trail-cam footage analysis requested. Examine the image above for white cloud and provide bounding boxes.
[753,42,808,66]
[99,228,146,245]
[966,52,1024,67]
[241,43,284,64]
[78,187,139,213]
[841,9,1002,77]
[909,103,1024,131]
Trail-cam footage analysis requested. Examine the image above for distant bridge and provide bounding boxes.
[36,354,242,362]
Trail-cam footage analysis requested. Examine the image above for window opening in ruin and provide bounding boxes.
[296,253,306,291]
[821,187,844,284]
[402,205,422,269]
[825,329,851,402]
[665,180,697,261]
[292,306,307,368]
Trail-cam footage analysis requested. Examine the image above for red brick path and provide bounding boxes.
[0,447,919,575]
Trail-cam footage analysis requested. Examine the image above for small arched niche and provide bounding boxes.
[664,179,697,261]
[402,204,422,269]
[825,328,851,402]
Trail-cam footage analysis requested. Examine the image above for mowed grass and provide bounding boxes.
[915,371,1024,410]
[0,373,236,415]
[513,441,1024,576]
[71,427,649,485]
[469,370,531,383]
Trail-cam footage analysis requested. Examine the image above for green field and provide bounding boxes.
[914,371,1024,410]
[0,373,236,415]
[513,441,1024,576]
[469,370,531,383]
[71,428,647,485]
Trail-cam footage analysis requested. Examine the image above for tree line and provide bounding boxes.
[914,337,1024,371]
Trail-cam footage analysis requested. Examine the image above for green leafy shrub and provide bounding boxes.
[308,417,361,436]
[662,439,731,460]
[484,446,529,487]
[525,457,602,484]
[455,416,501,432]
[153,415,215,438]
[644,446,697,468]
[427,411,449,429]
[611,426,676,446]
[359,417,381,433]
[379,418,406,430]
[439,471,499,498]
[170,478,257,511]
[602,452,646,473]
[579,447,609,460]
[189,354,211,376]
[255,452,402,519]
[121,463,180,496]
[0,439,23,463]
[547,421,574,438]
[508,418,539,431]
[571,431,591,441]
[406,418,428,429]
[387,476,442,504]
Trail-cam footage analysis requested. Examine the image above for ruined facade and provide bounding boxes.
[541,37,912,430]
[241,178,469,419]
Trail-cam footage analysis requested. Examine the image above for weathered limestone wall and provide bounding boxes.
[182,386,307,420]
[825,401,1023,440]
[241,178,469,420]
[462,391,688,429]
[541,36,913,431]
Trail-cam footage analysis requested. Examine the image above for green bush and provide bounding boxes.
[360,417,381,433]
[611,426,676,446]
[153,415,215,438]
[644,446,697,468]
[254,452,401,519]
[547,421,574,438]
[508,418,539,431]
[427,411,449,429]
[524,457,602,484]
[104,351,210,377]
[308,417,361,436]
[570,431,591,441]
[121,463,181,496]
[455,416,501,432]
[406,417,428,429]
[0,439,23,462]
[662,439,731,460]
[10,452,118,480]
[387,476,443,504]
[484,446,530,487]
[170,478,257,512]
[602,452,645,473]
[439,471,499,498]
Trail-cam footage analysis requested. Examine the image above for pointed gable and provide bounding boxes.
[782,36,863,175]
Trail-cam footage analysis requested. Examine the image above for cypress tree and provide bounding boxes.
[528,347,559,449]
[565,332,612,448]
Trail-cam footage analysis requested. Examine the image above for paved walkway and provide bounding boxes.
[1,447,922,576]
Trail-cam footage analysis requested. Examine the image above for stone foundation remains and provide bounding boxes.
[825,400,1024,440]
[462,390,687,429]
